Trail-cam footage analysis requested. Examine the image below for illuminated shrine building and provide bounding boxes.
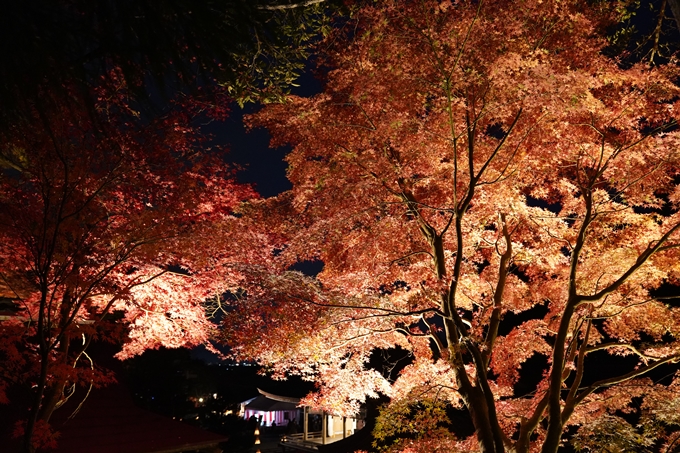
[241,389,365,449]
[241,388,301,427]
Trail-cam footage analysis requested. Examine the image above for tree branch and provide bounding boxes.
[258,0,326,10]
[574,354,680,406]
[290,293,445,318]
[483,213,512,367]
[563,319,592,422]
[585,342,657,364]
[579,222,680,304]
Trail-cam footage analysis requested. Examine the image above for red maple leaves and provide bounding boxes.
[0,75,255,450]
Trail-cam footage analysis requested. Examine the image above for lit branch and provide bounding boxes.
[574,354,680,405]
[258,0,326,10]
[291,293,445,318]
[585,342,657,364]
[579,222,680,304]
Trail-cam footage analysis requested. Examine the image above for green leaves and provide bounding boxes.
[571,414,657,453]
[373,397,457,452]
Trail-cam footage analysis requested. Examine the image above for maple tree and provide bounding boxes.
[0,75,269,451]
[222,0,680,452]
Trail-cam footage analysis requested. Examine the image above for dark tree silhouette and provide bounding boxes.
[0,0,340,130]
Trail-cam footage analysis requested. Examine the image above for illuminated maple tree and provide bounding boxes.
[0,75,265,451]
[224,1,680,452]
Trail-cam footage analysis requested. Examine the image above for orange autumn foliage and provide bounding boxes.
[224,1,680,452]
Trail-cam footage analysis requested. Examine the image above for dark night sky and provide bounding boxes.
[206,69,324,199]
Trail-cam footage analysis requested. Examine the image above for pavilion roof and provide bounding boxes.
[244,389,300,412]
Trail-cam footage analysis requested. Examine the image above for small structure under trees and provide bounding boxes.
[242,389,302,428]
[241,388,364,450]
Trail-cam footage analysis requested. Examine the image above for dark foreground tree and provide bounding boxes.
[223,1,680,452]
[0,79,274,451]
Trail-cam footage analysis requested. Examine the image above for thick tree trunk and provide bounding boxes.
[438,211,505,452]
[467,389,503,453]
[23,291,74,453]
[36,339,71,423]
[541,301,578,453]
[444,318,503,453]
[23,377,69,453]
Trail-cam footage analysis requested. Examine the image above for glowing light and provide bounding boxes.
[198,397,204,403]
[213,393,218,399]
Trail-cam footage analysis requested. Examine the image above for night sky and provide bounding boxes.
[208,69,324,199]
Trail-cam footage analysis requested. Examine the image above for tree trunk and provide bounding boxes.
[23,350,49,453]
[23,291,73,453]
[540,301,577,453]
[36,337,71,423]
[467,389,503,453]
[444,319,503,453]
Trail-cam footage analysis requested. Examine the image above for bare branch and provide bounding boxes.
[574,354,680,405]
[585,342,657,364]
[473,108,523,183]
[483,213,512,366]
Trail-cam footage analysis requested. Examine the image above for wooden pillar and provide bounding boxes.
[303,406,308,441]
[321,411,327,445]
[343,416,347,439]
